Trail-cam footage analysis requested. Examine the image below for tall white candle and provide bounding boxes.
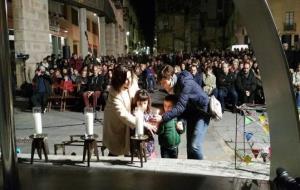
[135,108,144,136]
[85,112,94,135]
[33,113,42,134]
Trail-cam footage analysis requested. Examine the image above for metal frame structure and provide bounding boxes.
[233,0,300,179]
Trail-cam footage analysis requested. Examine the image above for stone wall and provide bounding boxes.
[13,0,51,85]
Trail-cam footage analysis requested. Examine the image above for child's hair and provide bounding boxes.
[164,95,178,105]
[131,89,151,113]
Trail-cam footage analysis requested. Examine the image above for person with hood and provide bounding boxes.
[156,65,210,160]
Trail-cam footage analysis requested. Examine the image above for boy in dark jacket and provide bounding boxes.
[158,95,185,158]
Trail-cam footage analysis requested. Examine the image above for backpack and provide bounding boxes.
[209,95,222,121]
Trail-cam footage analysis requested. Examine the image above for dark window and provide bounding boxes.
[294,35,299,43]
[285,11,294,25]
[71,8,79,26]
[87,18,90,32]
[73,44,78,54]
[282,34,292,46]
[92,22,98,35]
[62,4,68,19]
[244,36,249,44]
[93,48,97,56]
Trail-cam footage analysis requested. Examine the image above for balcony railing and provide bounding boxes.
[284,23,296,31]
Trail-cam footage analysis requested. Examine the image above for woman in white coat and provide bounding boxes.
[103,65,156,156]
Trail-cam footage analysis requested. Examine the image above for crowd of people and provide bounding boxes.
[28,48,271,160]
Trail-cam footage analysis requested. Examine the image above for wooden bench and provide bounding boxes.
[54,135,106,156]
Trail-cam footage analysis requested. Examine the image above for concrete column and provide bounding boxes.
[120,30,125,55]
[13,0,51,85]
[106,23,116,56]
[115,25,119,57]
[98,17,106,56]
[79,8,88,57]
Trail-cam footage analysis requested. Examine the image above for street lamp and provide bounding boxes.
[126,31,130,36]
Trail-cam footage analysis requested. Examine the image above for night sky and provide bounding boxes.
[130,0,155,47]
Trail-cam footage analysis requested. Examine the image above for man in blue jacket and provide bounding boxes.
[156,65,210,160]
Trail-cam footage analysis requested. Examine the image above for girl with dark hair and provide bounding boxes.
[103,65,157,156]
[131,90,156,158]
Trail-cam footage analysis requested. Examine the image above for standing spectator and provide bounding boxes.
[69,53,83,73]
[83,52,96,67]
[157,65,210,160]
[145,64,156,93]
[252,62,265,104]
[31,67,52,113]
[236,62,257,104]
[217,63,238,112]
[283,43,296,70]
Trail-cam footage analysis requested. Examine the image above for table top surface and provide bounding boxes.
[131,135,148,141]
[80,134,99,140]
[29,134,48,139]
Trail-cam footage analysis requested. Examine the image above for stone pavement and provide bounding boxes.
[13,90,270,175]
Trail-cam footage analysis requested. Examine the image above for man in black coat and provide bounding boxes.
[31,67,52,112]
[236,62,257,104]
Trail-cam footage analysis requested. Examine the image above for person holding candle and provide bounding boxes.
[157,95,185,158]
[131,89,157,158]
[103,65,156,156]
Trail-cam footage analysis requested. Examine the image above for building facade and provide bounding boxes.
[227,0,300,49]
[155,0,235,53]
[268,0,300,49]
[7,0,143,87]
